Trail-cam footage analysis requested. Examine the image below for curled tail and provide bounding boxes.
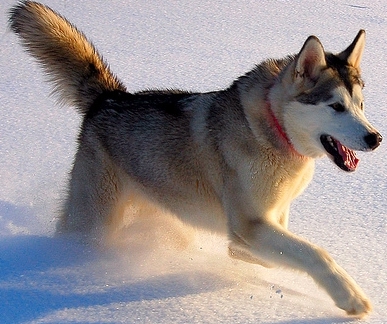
[9,1,126,114]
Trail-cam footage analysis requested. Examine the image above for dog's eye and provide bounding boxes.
[329,103,345,112]
[360,102,364,111]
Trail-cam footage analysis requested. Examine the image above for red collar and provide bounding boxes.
[266,100,299,155]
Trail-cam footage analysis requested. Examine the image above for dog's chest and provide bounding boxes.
[248,155,315,213]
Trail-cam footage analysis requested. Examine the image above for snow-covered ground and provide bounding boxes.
[1,0,387,323]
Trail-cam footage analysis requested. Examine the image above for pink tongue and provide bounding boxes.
[337,141,359,171]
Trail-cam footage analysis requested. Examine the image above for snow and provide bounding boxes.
[1,0,387,323]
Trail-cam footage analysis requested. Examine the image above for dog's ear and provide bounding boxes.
[295,36,326,83]
[337,29,365,70]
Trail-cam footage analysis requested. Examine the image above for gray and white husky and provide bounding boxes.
[9,1,382,317]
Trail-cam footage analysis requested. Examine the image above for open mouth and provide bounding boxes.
[320,135,359,172]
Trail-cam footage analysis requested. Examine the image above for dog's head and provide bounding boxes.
[282,30,382,171]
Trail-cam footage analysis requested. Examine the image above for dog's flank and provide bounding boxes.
[9,0,382,318]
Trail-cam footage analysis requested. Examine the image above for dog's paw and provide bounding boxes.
[336,294,372,318]
[320,263,372,318]
[333,280,372,317]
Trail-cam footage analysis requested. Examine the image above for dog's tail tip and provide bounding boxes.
[9,1,126,115]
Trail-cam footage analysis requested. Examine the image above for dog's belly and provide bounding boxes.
[161,194,227,234]
[122,175,228,234]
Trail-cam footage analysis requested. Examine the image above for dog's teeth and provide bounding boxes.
[327,136,335,147]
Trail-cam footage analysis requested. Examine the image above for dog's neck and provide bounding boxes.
[265,99,299,155]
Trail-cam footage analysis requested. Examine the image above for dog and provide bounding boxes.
[9,1,382,317]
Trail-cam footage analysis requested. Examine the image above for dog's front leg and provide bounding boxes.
[229,219,372,317]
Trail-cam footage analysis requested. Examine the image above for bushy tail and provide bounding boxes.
[9,1,126,114]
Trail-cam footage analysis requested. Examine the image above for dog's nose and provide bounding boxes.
[364,132,382,150]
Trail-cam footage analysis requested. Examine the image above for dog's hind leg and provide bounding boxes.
[57,140,127,241]
[229,219,372,317]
